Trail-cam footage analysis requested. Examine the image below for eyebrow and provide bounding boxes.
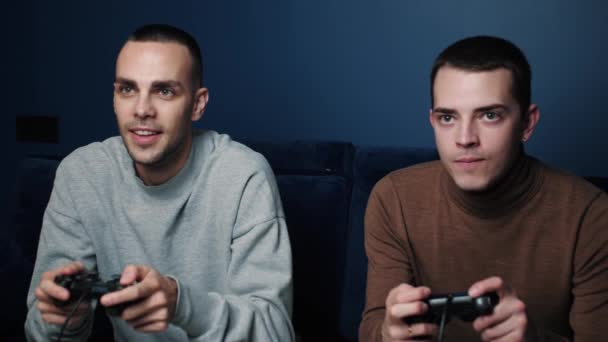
[150,80,184,89]
[114,77,136,86]
[113,78,184,89]
[432,107,456,114]
[474,104,509,113]
[432,104,509,114]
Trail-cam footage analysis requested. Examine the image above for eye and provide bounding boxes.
[117,85,134,94]
[158,88,175,97]
[439,114,454,123]
[483,111,500,121]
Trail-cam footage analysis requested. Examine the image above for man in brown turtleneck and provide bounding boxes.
[360,36,608,342]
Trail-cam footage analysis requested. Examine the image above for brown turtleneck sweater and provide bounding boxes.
[360,155,608,341]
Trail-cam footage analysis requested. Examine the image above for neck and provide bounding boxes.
[136,135,192,186]
[443,150,543,218]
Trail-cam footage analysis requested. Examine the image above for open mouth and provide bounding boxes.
[132,129,158,136]
[129,128,161,145]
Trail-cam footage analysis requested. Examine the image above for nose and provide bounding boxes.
[456,120,479,148]
[135,93,155,119]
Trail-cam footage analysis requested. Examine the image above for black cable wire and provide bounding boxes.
[56,291,88,342]
[436,294,453,342]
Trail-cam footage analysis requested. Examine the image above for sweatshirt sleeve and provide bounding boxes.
[24,161,98,341]
[569,191,608,341]
[171,158,295,341]
[359,176,414,342]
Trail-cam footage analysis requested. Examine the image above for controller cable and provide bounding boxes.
[436,294,453,342]
[56,291,88,342]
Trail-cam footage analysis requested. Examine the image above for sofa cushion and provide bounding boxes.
[278,175,351,339]
[247,141,355,339]
[339,146,438,341]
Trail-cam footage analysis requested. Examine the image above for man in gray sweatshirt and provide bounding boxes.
[25,24,294,341]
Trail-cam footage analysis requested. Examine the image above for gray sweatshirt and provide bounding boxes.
[25,130,294,341]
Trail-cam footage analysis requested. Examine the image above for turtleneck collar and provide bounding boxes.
[441,149,544,219]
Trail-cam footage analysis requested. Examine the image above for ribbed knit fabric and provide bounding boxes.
[360,154,608,341]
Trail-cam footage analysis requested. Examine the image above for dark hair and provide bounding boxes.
[127,24,203,86]
[430,36,531,114]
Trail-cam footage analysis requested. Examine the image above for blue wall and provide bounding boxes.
[12,0,608,179]
[4,0,34,220]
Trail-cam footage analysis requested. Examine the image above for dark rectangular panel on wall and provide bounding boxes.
[16,115,59,143]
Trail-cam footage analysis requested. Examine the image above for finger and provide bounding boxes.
[36,291,67,316]
[479,314,527,341]
[35,286,53,303]
[101,272,161,307]
[469,276,510,298]
[385,322,438,340]
[473,297,526,332]
[389,301,428,322]
[387,283,414,305]
[387,284,430,306]
[394,286,431,305]
[39,262,87,300]
[39,279,70,302]
[37,300,91,315]
[101,282,144,307]
[40,262,84,281]
[486,325,526,342]
[133,320,170,333]
[410,322,438,340]
[122,289,169,321]
[59,261,86,275]
[127,307,170,329]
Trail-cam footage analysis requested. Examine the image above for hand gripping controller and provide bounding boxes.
[54,271,130,315]
[406,291,499,324]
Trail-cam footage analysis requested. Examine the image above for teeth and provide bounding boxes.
[134,130,156,136]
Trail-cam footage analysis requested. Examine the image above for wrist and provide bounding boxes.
[164,275,179,319]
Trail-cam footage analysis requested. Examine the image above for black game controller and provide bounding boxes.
[406,291,499,325]
[54,271,130,315]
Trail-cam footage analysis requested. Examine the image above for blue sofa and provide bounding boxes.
[4,141,606,341]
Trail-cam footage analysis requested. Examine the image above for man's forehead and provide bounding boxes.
[433,67,515,107]
[435,66,513,85]
[115,41,193,83]
[118,40,191,59]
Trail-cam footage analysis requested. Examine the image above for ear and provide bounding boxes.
[521,104,540,142]
[191,87,209,122]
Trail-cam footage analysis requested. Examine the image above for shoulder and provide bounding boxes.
[372,160,442,197]
[57,136,126,179]
[368,160,442,212]
[538,159,604,202]
[193,130,274,180]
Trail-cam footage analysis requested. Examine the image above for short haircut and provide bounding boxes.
[127,24,203,87]
[430,36,531,115]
